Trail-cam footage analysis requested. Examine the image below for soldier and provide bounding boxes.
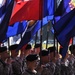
[24,43,32,56]
[34,43,41,55]
[47,46,58,75]
[21,43,32,73]
[0,46,11,75]
[48,46,63,75]
[69,44,75,75]
[60,52,70,75]
[22,54,42,75]
[9,44,22,75]
[38,50,51,75]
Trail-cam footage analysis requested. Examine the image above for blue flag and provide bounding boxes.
[45,0,54,20]
[16,20,46,51]
[0,0,14,42]
[53,0,75,47]
[56,9,75,47]
[48,0,54,16]
[59,46,68,58]
[57,9,75,47]
[43,0,54,17]
[6,21,27,38]
[54,9,75,35]
[16,0,55,50]
[53,0,75,57]
[54,0,71,22]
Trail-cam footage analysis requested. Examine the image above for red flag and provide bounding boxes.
[9,0,43,25]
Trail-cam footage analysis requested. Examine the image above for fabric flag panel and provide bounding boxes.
[53,0,75,47]
[59,46,68,58]
[54,0,71,23]
[16,15,51,51]
[16,20,46,51]
[0,0,14,42]
[47,0,54,17]
[6,21,27,38]
[0,0,7,24]
[9,0,55,25]
[54,8,75,47]
[9,0,43,25]
[53,0,75,57]
[54,8,75,35]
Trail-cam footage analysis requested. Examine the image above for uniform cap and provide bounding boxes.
[26,54,38,62]
[0,46,7,53]
[48,46,56,53]
[34,43,41,48]
[69,44,75,51]
[9,44,19,51]
[39,49,49,56]
[25,44,32,50]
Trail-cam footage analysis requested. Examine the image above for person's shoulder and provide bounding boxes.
[0,62,3,69]
[22,71,30,75]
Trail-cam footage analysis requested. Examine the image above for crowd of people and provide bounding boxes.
[0,43,75,75]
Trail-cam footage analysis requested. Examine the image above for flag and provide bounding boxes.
[6,21,27,38]
[9,0,54,25]
[48,0,54,16]
[59,46,68,58]
[53,0,75,57]
[54,0,71,22]
[0,0,7,24]
[54,9,75,47]
[16,16,51,51]
[9,0,43,25]
[16,20,46,51]
[43,0,54,17]
[0,0,14,42]
[55,0,71,16]
[54,8,75,35]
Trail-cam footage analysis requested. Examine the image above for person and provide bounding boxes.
[69,44,75,55]
[34,43,41,55]
[0,46,11,75]
[40,49,56,75]
[68,44,75,75]
[22,54,42,75]
[9,44,22,75]
[48,46,61,75]
[9,44,19,58]
[21,43,32,73]
[24,44,32,56]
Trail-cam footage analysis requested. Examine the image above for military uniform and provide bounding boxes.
[22,69,41,75]
[11,58,22,75]
[0,46,12,75]
[16,56,27,74]
[69,45,75,75]
[54,59,61,75]
[21,56,27,73]
[0,60,5,75]
[0,59,12,75]
[22,54,41,75]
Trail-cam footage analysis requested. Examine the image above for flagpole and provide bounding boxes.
[53,0,57,57]
[46,22,50,49]
[20,33,22,40]
[39,0,43,66]
[40,21,43,65]
[7,37,10,50]
[34,32,38,51]
[57,40,58,53]
[71,37,73,54]
[56,0,59,54]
